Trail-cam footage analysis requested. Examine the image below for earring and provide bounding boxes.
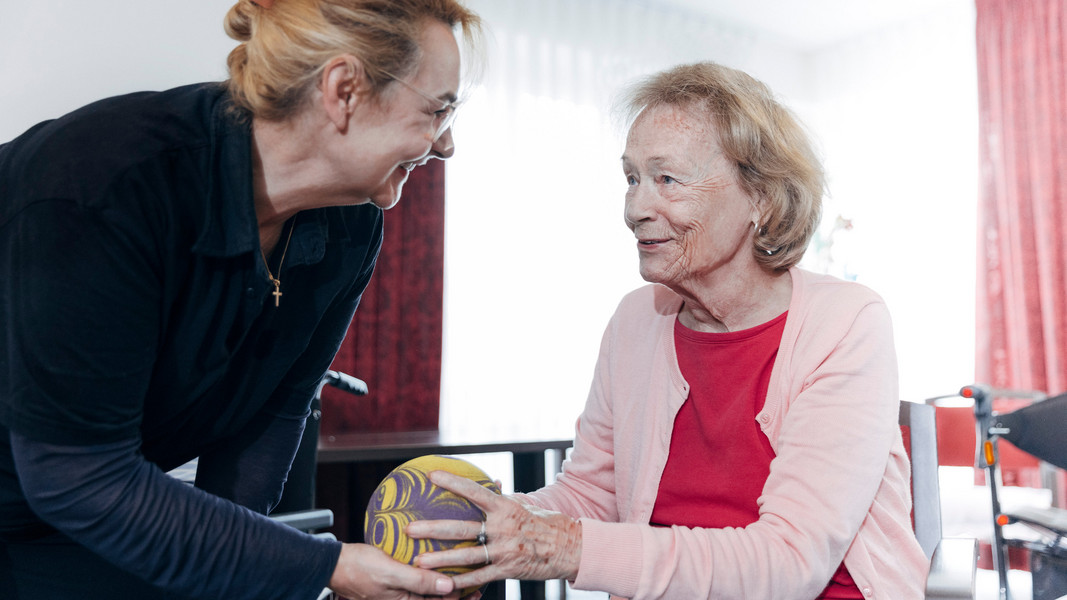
[755,223,779,255]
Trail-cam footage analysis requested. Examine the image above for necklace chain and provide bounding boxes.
[261,220,295,307]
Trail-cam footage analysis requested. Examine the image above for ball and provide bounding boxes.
[363,454,500,589]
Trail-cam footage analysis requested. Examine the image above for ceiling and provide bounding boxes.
[656,0,966,50]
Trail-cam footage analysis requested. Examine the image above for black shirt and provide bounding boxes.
[0,83,383,597]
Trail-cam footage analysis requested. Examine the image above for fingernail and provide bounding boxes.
[435,578,452,594]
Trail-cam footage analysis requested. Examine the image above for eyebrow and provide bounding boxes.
[620,155,673,168]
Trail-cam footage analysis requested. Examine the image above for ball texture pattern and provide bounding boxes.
[364,455,500,581]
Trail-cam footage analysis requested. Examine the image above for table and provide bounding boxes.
[319,428,572,488]
[316,427,574,600]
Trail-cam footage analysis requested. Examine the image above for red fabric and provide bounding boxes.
[322,161,445,434]
[652,314,861,598]
[974,0,1067,493]
[652,315,782,529]
[976,0,1067,395]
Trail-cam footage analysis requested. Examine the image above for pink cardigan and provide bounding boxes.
[518,268,928,599]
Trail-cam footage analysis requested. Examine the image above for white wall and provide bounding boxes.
[804,1,978,402]
[440,0,814,439]
[0,1,235,142]
[1,0,978,437]
[441,0,978,440]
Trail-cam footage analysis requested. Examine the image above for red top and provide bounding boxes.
[653,312,862,599]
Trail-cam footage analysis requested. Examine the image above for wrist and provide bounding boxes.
[560,516,583,580]
[328,543,354,592]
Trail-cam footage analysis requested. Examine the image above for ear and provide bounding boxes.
[748,196,765,230]
[320,54,370,133]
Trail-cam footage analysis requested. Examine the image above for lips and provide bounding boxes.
[401,156,433,173]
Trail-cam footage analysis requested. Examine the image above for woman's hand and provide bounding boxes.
[405,470,582,592]
[328,543,459,600]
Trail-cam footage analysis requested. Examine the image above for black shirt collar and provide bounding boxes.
[190,97,349,265]
[192,97,257,258]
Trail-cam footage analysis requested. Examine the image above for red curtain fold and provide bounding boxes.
[975,0,1067,489]
[321,160,445,434]
[976,0,1067,393]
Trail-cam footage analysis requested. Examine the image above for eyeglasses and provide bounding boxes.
[382,71,460,142]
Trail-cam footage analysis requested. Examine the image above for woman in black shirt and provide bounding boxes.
[0,1,482,598]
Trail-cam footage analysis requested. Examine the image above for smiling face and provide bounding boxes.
[622,103,762,293]
[350,19,461,209]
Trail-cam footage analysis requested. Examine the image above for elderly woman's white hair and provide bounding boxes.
[618,61,825,271]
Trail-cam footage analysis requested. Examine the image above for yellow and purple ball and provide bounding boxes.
[364,454,501,586]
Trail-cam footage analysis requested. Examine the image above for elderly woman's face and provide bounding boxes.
[622,104,760,290]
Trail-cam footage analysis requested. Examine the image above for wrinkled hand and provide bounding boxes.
[329,543,460,600]
[405,471,582,592]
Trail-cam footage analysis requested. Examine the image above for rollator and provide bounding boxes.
[959,385,1067,600]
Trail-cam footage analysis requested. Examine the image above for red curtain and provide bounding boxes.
[321,161,446,434]
[976,0,1067,393]
[975,0,1067,488]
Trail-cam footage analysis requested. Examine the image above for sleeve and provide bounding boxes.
[10,430,341,600]
[573,299,901,600]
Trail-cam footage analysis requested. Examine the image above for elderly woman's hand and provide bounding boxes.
[405,470,582,591]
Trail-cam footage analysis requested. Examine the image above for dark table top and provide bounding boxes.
[317,427,574,463]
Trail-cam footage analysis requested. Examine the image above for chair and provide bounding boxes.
[900,400,980,599]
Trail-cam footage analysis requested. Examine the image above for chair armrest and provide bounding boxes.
[926,537,978,600]
[271,508,335,532]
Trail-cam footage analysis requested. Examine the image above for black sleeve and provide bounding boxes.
[10,429,342,600]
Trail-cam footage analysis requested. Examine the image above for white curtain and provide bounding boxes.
[441,0,978,440]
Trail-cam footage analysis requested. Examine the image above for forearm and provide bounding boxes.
[11,431,340,600]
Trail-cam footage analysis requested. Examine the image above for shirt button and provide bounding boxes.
[758,413,770,423]
[862,586,873,597]
[245,287,255,297]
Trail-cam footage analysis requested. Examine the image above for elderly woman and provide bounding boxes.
[0,1,481,598]
[410,62,928,599]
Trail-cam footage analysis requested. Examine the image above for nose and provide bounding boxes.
[430,127,455,159]
[623,181,656,230]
